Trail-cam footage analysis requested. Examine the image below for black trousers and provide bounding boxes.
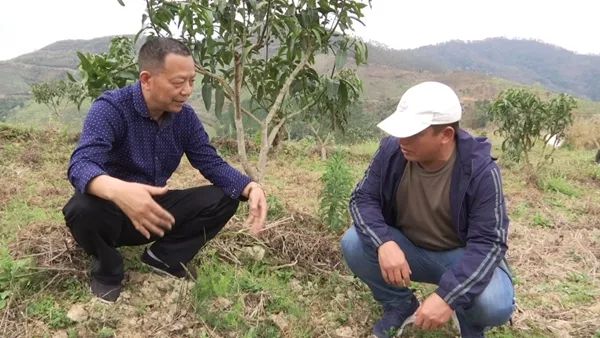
[62,186,239,284]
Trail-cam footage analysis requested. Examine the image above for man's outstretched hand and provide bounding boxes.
[242,182,267,235]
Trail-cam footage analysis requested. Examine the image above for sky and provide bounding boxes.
[1,0,599,61]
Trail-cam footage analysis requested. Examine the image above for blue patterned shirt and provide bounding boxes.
[68,81,252,199]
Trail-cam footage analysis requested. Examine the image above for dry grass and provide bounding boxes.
[211,217,343,273]
[2,127,600,337]
[567,116,600,150]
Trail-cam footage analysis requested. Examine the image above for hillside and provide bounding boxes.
[3,36,600,100]
[0,36,113,97]
[2,36,600,127]
[368,38,600,100]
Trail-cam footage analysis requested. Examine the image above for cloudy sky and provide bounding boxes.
[1,0,599,61]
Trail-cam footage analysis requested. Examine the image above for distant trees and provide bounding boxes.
[30,36,135,117]
[489,88,576,174]
[30,80,83,117]
[471,99,491,129]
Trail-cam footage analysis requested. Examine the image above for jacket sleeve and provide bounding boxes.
[436,164,509,309]
[183,109,252,200]
[67,99,124,193]
[348,138,395,250]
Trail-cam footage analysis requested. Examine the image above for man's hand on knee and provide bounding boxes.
[112,182,175,239]
[377,241,412,287]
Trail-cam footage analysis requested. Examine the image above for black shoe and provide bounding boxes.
[90,278,121,303]
[372,295,420,338]
[141,248,196,280]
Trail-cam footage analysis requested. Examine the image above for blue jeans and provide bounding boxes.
[341,226,514,331]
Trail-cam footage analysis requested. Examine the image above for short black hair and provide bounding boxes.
[431,121,460,135]
[138,37,191,72]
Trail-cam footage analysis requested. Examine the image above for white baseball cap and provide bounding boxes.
[377,81,462,138]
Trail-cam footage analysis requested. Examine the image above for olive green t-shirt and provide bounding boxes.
[395,150,463,250]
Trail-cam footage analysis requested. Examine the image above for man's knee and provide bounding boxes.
[467,269,515,327]
[188,185,239,219]
[63,193,112,229]
[340,227,372,270]
[471,297,514,328]
[340,227,358,258]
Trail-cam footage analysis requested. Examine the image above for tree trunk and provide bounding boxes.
[233,53,258,181]
[271,120,286,151]
[320,145,327,161]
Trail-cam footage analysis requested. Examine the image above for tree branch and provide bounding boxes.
[265,49,312,126]
[195,64,234,97]
[241,106,263,125]
[195,65,262,124]
[251,0,272,53]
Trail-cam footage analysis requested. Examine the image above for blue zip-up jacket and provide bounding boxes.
[349,129,509,309]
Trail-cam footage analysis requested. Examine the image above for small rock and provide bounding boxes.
[51,331,68,338]
[241,245,266,261]
[120,290,132,300]
[548,320,573,337]
[128,271,146,284]
[167,303,178,316]
[334,326,354,338]
[169,322,184,332]
[156,280,171,292]
[270,313,289,332]
[67,304,88,322]
[289,278,302,292]
[213,297,233,310]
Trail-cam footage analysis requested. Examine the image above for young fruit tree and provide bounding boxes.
[108,0,369,182]
[489,88,576,174]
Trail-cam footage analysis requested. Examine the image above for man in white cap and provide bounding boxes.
[341,82,514,337]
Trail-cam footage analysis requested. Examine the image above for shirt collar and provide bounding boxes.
[133,81,151,119]
[132,81,175,126]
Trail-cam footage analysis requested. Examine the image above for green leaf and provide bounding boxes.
[354,41,367,64]
[77,52,92,71]
[326,80,338,98]
[334,49,347,70]
[202,83,212,111]
[66,72,76,82]
[214,86,225,118]
[312,28,322,47]
[217,0,227,13]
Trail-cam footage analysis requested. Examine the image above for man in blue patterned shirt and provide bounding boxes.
[62,37,267,303]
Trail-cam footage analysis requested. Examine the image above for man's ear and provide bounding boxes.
[442,126,456,143]
[139,70,151,88]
